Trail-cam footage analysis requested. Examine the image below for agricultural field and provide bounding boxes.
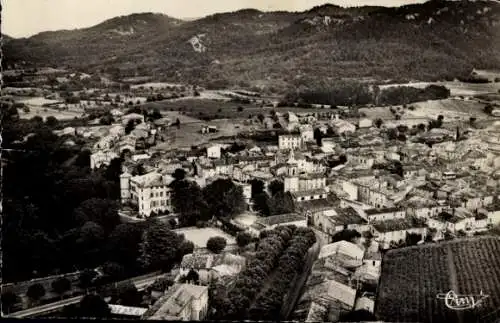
[407,99,489,121]
[151,111,253,149]
[17,106,84,121]
[376,237,500,323]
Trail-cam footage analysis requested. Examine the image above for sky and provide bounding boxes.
[3,0,427,38]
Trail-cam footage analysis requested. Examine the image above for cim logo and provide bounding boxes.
[436,290,489,310]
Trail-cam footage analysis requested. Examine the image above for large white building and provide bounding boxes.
[90,150,119,169]
[279,134,303,150]
[120,171,175,216]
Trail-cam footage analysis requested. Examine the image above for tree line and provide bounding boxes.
[210,226,316,320]
[281,81,450,107]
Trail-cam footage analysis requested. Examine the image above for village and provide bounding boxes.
[3,65,500,321]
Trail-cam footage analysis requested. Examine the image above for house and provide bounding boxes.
[90,150,118,169]
[358,118,373,129]
[284,173,327,193]
[206,144,222,159]
[201,125,218,134]
[108,305,148,318]
[142,283,209,321]
[371,217,427,249]
[120,171,175,217]
[279,134,303,150]
[311,207,370,240]
[330,118,356,134]
[363,207,406,223]
[300,125,315,143]
[248,213,306,237]
[179,254,216,285]
[179,253,246,285]
[318,241,364,265]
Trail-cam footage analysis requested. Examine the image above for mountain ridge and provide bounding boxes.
[3,0,500,91]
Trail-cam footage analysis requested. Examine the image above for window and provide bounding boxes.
[150,193,154,198]
[373,261,376,266]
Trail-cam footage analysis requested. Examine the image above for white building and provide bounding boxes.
[144,284,209,321]
[358,118,373,129]
[90,150,119,169]
[279,134,303,150]
[300,125,315,143]
[120,171,175,217]
[207,144,222,159]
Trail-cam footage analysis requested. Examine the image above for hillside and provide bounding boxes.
[3,0,500,91]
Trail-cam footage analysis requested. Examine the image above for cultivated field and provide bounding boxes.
[17,106,84,121]
[376,237,500,323]
[407,99,489,120]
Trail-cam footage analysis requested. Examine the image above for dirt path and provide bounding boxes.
[446,245,463,323]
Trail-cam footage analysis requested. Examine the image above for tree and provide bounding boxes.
[151,277,175,292]
[78,294,111,318]
[236,231,253,248]
[73,198,120,234]
[314,128,323,146]
[139,220,184,271]
[99,115,114,125]
[52,277,72,299]
[181,269,200,284]
[374,118,383,128]
[1,290,19,314]
[102,261,126,281]
[170,180,208,227]
[207,236,227,254]
[237,106,244,112]
[151,108,162,120]
[45,116,59,127]
[203,179,245,219]
[268,180,284,197]
[257,114,265,123]
[107,223,145,272]
[117,281,141,306]
[250,179,265,197]
[172,168,186,181]
[79,269,97,290]
[269,191,295,216]
[179,240,195,258]
[252,192,271,216]
[125,119,135,134]
[175,118,181,129]
[331,229,361,243]
[484,104,494,115]
[26,283,46,303]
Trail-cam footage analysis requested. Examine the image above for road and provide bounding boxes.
[4,273,165,318]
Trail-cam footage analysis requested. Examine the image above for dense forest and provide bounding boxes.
[282,81,451,107]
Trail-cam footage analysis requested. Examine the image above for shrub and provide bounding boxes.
[207,236,227,254]
[27,283,46,301]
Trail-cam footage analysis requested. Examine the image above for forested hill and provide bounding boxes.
[3,0,500,90]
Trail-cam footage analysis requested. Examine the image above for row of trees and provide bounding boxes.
[248,227,317,321]
[211,225,297,320]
